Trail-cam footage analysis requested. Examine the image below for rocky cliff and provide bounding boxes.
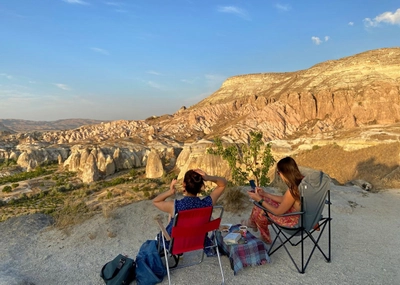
[171,47,400,140]
[1,47,400,183]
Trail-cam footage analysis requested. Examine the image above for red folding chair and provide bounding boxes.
[156,206,225,285]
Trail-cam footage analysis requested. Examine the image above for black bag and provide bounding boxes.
[100,254,136,285]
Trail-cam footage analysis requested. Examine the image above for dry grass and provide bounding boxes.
[52,198,93,229]
[217,186,251,213]
[88,232,96,240]
[102,203,117,219]
[293,142,400,191]
[107,229,117,238]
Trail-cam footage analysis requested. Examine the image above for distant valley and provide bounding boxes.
[1,47,400,222]
[0,118,105,133]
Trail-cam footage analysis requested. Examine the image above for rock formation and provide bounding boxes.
[1,47,400,183]
[145,150,164,178]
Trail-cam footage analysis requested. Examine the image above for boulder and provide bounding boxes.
[145,150,164,178]
[81,153,99,183]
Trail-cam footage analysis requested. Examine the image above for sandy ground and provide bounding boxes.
[1,184,400,285]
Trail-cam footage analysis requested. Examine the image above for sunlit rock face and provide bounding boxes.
[1,48,400,183]
[145,150,164,179]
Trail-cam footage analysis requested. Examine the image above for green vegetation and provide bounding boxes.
[0,159,17,170]
[98,177,128,188]
[2,185,12,193]
[0,166,54,185]
[106,190,113,199]
[207,131,275,186]
[0,190,64,222]
[0,166,169,224]
[161,171,178,185]
[312,145,321,150]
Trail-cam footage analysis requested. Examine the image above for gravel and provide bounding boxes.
[1,185,400,285]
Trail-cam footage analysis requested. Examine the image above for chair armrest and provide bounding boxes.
[212,205,224,220]
[154,215,171,241]
[252,201,304,217]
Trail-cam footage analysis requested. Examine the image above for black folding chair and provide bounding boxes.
[254,171,332,273]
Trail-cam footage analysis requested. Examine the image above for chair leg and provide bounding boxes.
[161,234,171,285]
[213,235,225,285]
[300,219,332,272]
[300,228,305,273]
[269,221,332,274]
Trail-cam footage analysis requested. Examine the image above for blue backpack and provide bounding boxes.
[135,240,167,285]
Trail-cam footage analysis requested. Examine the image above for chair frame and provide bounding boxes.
[254,186,332,273]
[156,205,225,285]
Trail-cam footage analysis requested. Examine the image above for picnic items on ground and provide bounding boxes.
[239,225,248,237]
[223,232,242,245]
[216,224,270,275]
[100,254,136,285]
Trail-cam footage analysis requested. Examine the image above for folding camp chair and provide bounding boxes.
[155,206,225,285]
[254,171,332,273]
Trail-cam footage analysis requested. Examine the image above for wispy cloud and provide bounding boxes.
[348,21,354,26]
[181,78,197,84]
[184,91,212,105]
[204,74,226,89]
[90,47,110,55]
[0,73,13,80]
[217,6,250,20]
[364,8,400,27]
[0,89,36,103]
[146,70,162,76]
[104,2,127,12]
[104,2,123,7]
[146,81,163,89]
[275,3,291,11]
[54,83,70,90]
[63,0,89,5]
[311,36,322,45]
[311,36,330,45]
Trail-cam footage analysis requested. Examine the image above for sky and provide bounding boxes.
[0,1,399,121]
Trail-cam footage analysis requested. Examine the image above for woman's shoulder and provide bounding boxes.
[203,195,213,204]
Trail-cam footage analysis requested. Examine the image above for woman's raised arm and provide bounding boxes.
[194,169,227,205]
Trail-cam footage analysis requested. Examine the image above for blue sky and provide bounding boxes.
[0,1,399,121]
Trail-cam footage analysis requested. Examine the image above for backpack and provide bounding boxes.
[100,254,136,285]
[135,240,167,285]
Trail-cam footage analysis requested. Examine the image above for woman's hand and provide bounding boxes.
[169,179,177,194]
[194,169,208,180]
[248,190,261,202]
[247,187,264,201]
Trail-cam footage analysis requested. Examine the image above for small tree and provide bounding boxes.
[207,131,275,186]
[2,185,12,193]
[207,137,247,186]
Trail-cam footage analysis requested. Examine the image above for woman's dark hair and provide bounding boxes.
[277,157,303,201]
[184,170,204,195]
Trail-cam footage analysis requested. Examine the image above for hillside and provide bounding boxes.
[2,48,399,145]
[2,47,400,222]
[0,118,105,132]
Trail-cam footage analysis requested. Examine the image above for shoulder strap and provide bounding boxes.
[101,257,126,281]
